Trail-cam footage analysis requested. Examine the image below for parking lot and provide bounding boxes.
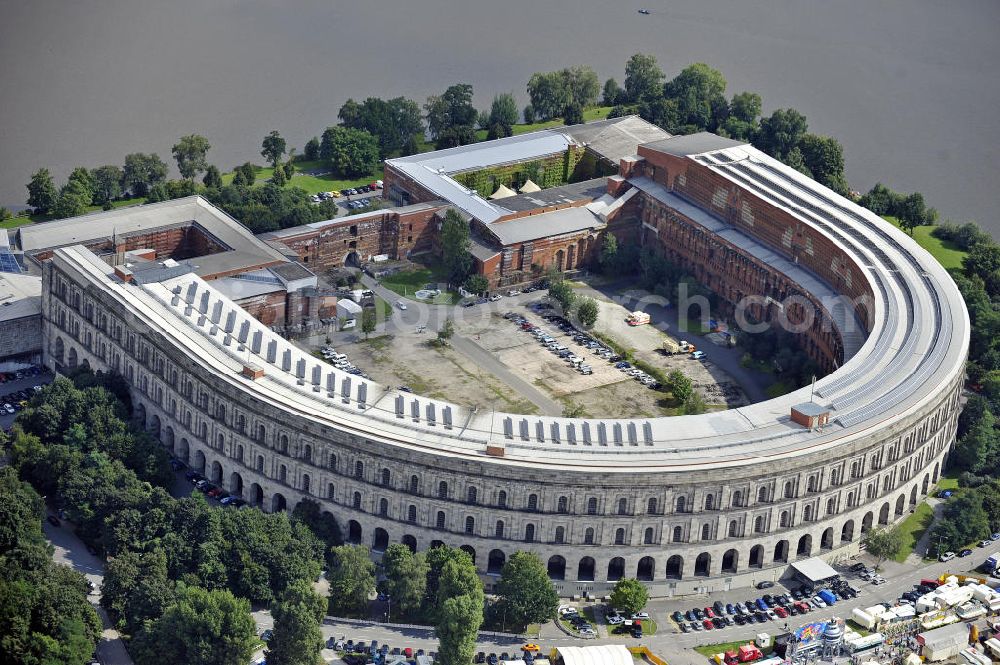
[454,304,674,418]
[0,365,52,429]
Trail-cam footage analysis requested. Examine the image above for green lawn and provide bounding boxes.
[220,160,383,197]
[4,196,149,230]
[935,470,961,493]
[885,217,967,270]
[379,263,459,305]
[474,106,615,142]
[0,216,33,229]
[892,501,935,562]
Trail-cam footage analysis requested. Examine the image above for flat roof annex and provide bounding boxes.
[18,196,288,278]
[386,117,667,224]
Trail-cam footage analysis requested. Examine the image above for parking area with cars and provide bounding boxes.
[309,181,384,213]
[0,365,52,428]
[666,576,862,637]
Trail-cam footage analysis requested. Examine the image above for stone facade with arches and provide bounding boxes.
[40,128,967,598]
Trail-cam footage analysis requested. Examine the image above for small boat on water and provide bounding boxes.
[638,8,650,14]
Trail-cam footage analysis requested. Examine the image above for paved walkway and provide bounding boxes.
[43,519,135,665]
[449,334,564,416]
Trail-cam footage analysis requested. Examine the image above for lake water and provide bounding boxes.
[1,0,998,236]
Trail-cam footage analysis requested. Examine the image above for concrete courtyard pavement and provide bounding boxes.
[43,518,135,665]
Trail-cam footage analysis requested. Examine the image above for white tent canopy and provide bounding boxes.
[489,184,516,199]
[519,179,541,193]
[790,557,839,583]
[552,645,632,665]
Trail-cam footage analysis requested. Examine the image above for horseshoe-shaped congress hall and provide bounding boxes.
[40,131,969,597]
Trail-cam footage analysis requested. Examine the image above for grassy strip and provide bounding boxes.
[220,160,383,197]
[884,217,967,270]
[892,502,935,562]
[589,331,670,392]
[765,381,793,399]
[379,266,459,305]
[935,470,961,493]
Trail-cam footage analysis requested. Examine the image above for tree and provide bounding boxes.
[603,78,623,106]
[561,66,600,107]
[464,274,489,295]
[425,84,478,148]
[123,153,168,196]
[522,104,536,124]
[495,552,558,630]
[261,130,287,167]
[576,297,598,328]
[600,233,619,273]
[798,134,848,194]
[858,182,898,216]
[90,165,124,206]
[319,126,380,178]
[266,580,325,665]
[67,167,95,202]
[562,102,584,126]
[326,545,375,616]
[436,558,484,665]
[526,71,570,120]
[548,279,576,313]
[609,578,649,616]
[862,527,902,570]
[172,134,212,180]
[338,97,424,157]
[666,369,693,404]
[202,165,223,190]
[624,53,665,103]
[381,544,429,618]
[437,318,455,345]
[758,109,808,159]
[233,162,257,188]
[895,191,937,235]
[361,308,377,339]
[963,243,1000,296]
[304,137,321,161]
[729,91,762,124]
[682,391,707,415]
[53,177,92,219]
[27,168,58,213]
[664,63,728,131]
[489,93,519,138]
[131,584,257,665]
[283,156,295,181]
[440,209,473,286]
[271,164,287,187]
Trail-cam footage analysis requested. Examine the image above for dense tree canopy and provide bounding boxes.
[494,552,558,630]
[435,555,484,665]
[131,584,258,665]
[609,578,649,615]
[624,53,665,103]
[381,544,429,619]
[326,545,375,616]
[266,580,326,665]
[123,153,168,197]
[319,126,380,178]
[425,84,478,149]
[440,209,473,286]
[339,97,424,157]
[90,164,124,206]
[0,468,101,665]
[172,134,212,180]
[26,168,58,213]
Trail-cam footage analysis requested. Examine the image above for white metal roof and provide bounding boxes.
[553,645,632,665]
[47,134,968,473]
[791,557,839,582]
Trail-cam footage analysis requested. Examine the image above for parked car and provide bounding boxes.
[939,551,956,562]
[757,580,775,589]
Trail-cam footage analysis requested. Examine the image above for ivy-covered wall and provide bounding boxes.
[452,147,594,196]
